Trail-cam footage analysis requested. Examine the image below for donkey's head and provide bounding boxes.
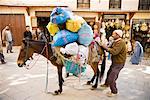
[17,40,34,67]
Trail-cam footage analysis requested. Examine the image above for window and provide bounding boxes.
[109,0,121,9]
[77,0,90,9]
[139,0,150,10]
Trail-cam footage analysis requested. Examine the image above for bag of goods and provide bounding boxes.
[78,45,89,65]
[66,19,81,32]
[60,42,79,55]
[77,23,93,46]
[66,15,85,32]
[50,7,72,24]
[53,30,78,46]
[46,22,59,36]
[65,60,86,76]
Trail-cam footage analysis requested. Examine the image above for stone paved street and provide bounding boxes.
[0,47,150,100]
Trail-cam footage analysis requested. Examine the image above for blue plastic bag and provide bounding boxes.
[53,30,78,46]
[78,23,93,46]
[50,7,72,24]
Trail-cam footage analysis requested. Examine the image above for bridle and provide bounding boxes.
[23,40,48,69]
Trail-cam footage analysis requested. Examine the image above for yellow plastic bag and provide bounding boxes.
[46,22,59,36]
[66,19,81,32]
[66,15,85,32]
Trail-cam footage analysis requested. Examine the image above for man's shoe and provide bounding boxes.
[10,51,13,53]
[106,91,117,97]
[99,84,108,90]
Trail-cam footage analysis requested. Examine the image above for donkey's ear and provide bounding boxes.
[22,39,27,46]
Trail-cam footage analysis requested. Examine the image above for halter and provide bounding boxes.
[22,40,51,93]
[23,40,48,69]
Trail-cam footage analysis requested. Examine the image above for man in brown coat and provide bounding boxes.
[99,30,126,97]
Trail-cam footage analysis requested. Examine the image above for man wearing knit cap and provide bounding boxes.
[98,29,126,97]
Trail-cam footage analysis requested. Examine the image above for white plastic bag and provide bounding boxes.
[78,45,89,65]
[60,42,79,55]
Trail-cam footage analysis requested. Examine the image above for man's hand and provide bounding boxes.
[95,40,108,50]
[101,44,108,50]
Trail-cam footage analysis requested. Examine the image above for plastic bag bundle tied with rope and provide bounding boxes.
[46,7,94,76]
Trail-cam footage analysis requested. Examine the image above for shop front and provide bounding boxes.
[131,13,150,51]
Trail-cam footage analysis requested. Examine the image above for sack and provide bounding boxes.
[78,23,93,46]
[50,7,72,24]
[53,30,78,46]
[78,45,89,65]
[65,60,86,76]
[60,42,79,55]
[66,19,81,32]
[46,22,59,36]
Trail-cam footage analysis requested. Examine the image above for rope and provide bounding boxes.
[25,44,47,70]
[45,44,49,93]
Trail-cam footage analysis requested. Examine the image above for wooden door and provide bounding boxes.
[0,14,26,46]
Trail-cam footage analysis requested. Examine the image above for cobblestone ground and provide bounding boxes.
[0,47,150,100]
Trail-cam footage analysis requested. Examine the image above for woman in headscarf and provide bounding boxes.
[130,36,143,65]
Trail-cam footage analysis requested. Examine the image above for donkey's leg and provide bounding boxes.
[65,73,69,78]
[54,66,63,95]
[91,62,99,89]
[87,75,96,85]
[99,54,106,83]
[92,65,99,89]
[87,62,98,85]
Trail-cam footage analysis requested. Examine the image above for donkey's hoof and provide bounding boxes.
[91,85,97,90]
[54,90,62,95]
[86,81,91,85]
[65,73,69,78]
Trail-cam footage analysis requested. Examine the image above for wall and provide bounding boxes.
[121,0,139,11]
[0,6,31,27]
[90,0,109,11]
[133,13,150,19]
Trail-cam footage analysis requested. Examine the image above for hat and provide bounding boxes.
[114,30,123,37]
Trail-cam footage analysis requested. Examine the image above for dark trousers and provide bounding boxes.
[6,41,13,52]
[105,63,124,94]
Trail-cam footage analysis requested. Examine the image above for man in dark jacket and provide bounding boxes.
[23,26,32,40]
[98,30,127,97]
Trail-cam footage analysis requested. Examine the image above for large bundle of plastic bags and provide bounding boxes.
[46,7,94,76]
[47,7,93,47]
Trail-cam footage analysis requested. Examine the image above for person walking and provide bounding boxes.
[2,26,13,53]
[98,30,127,97]
[130,37,143,65]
